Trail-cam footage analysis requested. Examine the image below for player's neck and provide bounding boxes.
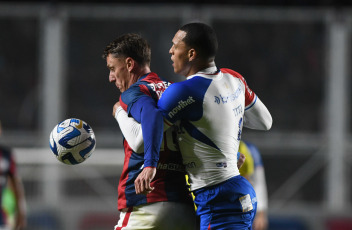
[131,65,151,83]
[187,60,216,77]
[137,65,151,78]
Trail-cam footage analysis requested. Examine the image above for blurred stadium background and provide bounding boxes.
[0,1,351,229]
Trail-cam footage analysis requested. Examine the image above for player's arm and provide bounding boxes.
[114,101,144,153]
[8,154,27,230]
[244,96,272,131]
[8,175,27,230]
[232,70,272,131]
[252,164,269,230]
[157,81,199,124]
[253,166,268,212]
[114,101,172,153]
[127,96,164,195]
[246,142,268,230]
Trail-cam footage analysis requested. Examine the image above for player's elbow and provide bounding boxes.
[262,115,273,131]
[130,143,144,154]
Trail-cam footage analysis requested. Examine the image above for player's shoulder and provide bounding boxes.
[120,84,148,109]
[220,68,247,82]
[121,74,156,99]
[141,72,162,82]
[220,68,242,77]
[164,76,210,100]
[138,72,171,88]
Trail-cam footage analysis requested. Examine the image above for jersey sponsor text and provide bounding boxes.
[168,96,195,118]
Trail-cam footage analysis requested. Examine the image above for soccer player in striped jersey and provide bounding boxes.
[0,121,27,230]
[103,34,195,230]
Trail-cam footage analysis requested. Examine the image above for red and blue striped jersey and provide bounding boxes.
[117,72,192,210]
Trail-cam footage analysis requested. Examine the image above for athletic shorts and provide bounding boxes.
[114,201,196,230]
[0,226,10,230]
[193,175,257,230]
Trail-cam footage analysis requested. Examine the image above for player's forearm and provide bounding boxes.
[11,176,27,219]
[115,106,144,153]
[141,106,163,167]
[244,97,272,130]
[130,97,164,167]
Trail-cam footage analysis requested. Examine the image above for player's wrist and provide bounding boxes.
[144,159,158,168]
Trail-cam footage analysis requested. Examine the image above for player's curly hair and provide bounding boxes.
[180,22,218,61]
[102,33,151,66]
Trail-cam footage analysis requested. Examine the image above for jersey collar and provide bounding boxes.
[188,66,220,80]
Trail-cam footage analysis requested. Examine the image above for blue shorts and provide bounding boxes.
[193,176,257,230]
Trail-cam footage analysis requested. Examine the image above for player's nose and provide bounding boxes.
[169,46,173,54]
[109,73,115,83]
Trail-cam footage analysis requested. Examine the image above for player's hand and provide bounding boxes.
[112,101,121,117]
[135,167,156,195]
[237,152,246,169]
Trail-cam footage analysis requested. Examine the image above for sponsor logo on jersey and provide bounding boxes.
[148,82,171,99]
[168,96,196,118]
[233,104,243,116]
[239,194,253,212]
[216,162,228,168]
[157,162,185,172]
[185,161,196,169]
[214,85,242,104]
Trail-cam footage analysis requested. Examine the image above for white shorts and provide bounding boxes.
[114,202,196,230]
[0,226,10,230]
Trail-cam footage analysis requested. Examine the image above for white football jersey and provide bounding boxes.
[158,66,259,191]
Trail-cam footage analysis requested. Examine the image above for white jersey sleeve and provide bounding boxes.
[114,106,173,153]
[115,106,144,153]
[244,97,272,130]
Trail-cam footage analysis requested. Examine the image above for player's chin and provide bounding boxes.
[118,86,125,93]
[173,66,180,74]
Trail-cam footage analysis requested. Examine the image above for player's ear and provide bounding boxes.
[188,48,196,61]
[125,57,134,72]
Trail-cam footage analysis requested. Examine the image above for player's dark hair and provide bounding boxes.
[179,22,218,61]
[102,33,151,66]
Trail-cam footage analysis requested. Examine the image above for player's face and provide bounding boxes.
[106,54,130,93]
[169,30,192,77]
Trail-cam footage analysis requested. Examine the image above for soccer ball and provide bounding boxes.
[49,118,96,165]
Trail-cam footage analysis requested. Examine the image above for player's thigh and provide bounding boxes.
[199,210,256,230]
[0,226,11,230]
[114,202,196,230]
[154,202,196,230]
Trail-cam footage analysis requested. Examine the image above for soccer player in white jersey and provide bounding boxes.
[161,22,272,230]
[116,22,272,229]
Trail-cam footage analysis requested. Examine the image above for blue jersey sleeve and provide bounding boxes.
[129,96,163,168]
[158,77,211,123]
